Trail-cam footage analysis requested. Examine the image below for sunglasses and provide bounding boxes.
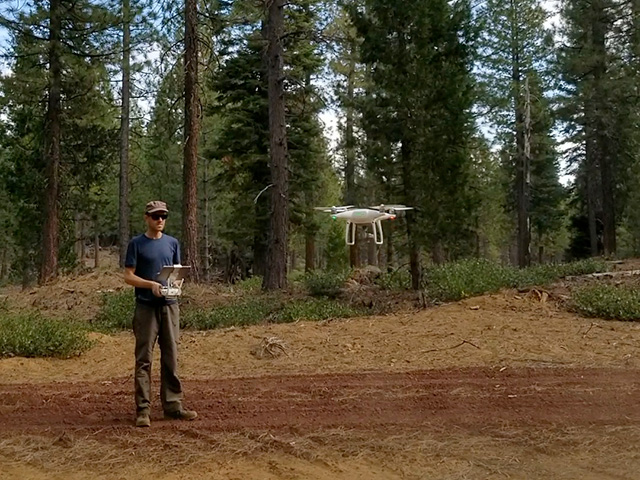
[147,213,168,221]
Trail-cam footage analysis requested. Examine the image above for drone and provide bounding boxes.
[314,204,413,245]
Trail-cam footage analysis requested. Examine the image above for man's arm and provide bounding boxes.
[124,267,163,297]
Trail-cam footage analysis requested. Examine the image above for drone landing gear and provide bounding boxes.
[346,221,356,245]
[345,221,384,245]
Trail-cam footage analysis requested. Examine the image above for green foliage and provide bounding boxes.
[324,221,349,272]
[0,312,93,358]
[92,290,135,332]
[512,258,607,288]
[277,298,365,322]
[182,296,364,330]
[425,259,515,302]
[182,299,277,330]
[573,285,640,321]
[234,276,264,293]
[425,258,606,302]
[304,270,350,298]
[375,268,412,290]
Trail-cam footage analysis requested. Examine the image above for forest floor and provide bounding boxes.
[1,254,640,479]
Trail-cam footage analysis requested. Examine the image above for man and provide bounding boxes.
[124,200,197,427]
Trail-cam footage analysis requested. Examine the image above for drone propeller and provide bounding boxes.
[370,204,413,213]
[314,205,354,214]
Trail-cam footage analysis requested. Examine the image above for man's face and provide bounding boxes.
[145,211,168,232]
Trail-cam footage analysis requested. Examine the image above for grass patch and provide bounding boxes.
[0,312,93,358]
[573,284,640,321]
[91,290,135,332]
[425,258,607,302]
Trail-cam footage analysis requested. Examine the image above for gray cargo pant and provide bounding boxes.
[133,302,183,415]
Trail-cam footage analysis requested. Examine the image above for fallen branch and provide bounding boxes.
[565,270,640,280]
[580,322,601,338]
[422,339,480,354]
[251,336,289,359]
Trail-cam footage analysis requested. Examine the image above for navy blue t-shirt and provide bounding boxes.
[125,233,181,305]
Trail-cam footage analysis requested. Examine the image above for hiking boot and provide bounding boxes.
[135,412,151,427]
[164,409,198,421]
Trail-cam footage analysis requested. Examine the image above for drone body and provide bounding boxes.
[314,205,413,245]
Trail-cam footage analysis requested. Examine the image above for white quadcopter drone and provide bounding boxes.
[314,204,413,245]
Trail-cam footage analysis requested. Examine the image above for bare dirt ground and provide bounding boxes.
[2,256,640,479]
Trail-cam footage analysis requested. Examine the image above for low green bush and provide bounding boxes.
[183,296,365,330]
[0,312,93,358]
[304,270,350,298]
[182,299,278,329]
[234,276,263,292]
[425,258,607,302]
[92,290,135,332]
[513,258,607,288]
[424,258,515,302]
[573,285,640,321]
[375,268,412,290]
[276,298,365,323]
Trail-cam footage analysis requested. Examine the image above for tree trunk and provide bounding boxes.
[385,222,395,271]
[592,0,616,256]
[203,157,210,282]
[432,240,445,264]
[183,0,200,279]
[367,228,378,267]
[118,0,131,268]
[0,248,8,282]
[511,1,530,269]
[94,223,100,269]
[345,40,358,268]
[305,233,315,272]
[586,131,600,256]
[40,0,62,285]
[263,0,289,290]
[401,139,421,290]
[290,249,296,271]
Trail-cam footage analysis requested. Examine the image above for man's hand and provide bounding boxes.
[151,282,163,297]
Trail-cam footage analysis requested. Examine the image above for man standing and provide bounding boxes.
[124,200,197,427]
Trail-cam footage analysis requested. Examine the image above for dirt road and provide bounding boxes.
[2,367,639,432]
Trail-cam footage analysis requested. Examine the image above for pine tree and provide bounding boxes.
[351,0,477,288]
[1,0,120,283]
[477,0,558,267]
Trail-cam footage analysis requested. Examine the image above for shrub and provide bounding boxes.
[92,290,135,332]
[234,276,263,292]
[276,298,365,323]
[424,258,607,302]
[573,285,640,321]
[375,268,412,290]
[182,296,365,330]
[513,258,607,288]
[424,258,515,302]
[182,299,278,330]
[304,270,350,298]
[0,312,93,358]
